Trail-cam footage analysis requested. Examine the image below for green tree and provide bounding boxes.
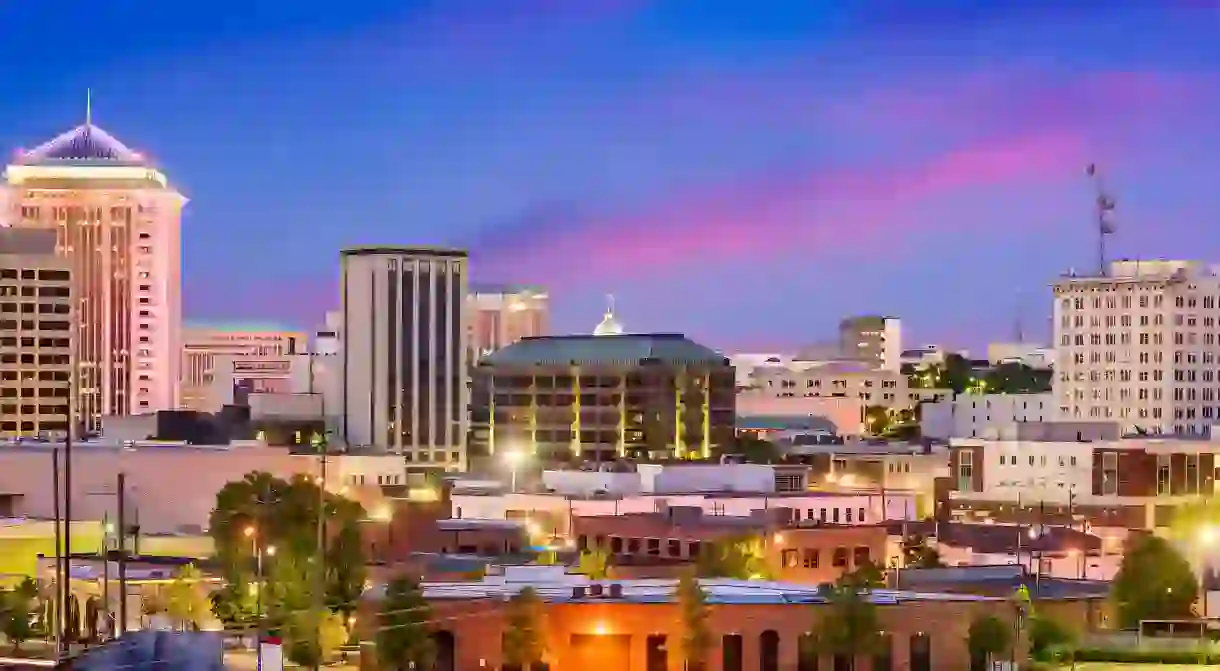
[1111,534,1198,628]
[503,587,547,670]
[377,576,434,671]
[164,564,211,631]
[575,549,611,580]
[325,519,368,618]
[208,471,366,624]
[1027,614,1075,660]
[0,588,34,652]
[842,560,886,588]
[967,614,1012,669]
[863,406,892,437]
[808,574,884,671]
[284,608,347,668]
[677,571,711,671]
[983,362,1052,394]
[696,536,771,580]
[902,535,946,569]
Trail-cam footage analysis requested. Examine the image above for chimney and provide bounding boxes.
[608,583,623,599]
[589,583,604,598]
[572,586,586,599]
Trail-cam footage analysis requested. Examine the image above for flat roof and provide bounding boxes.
[395,573,996,605]
[341,246,467,258]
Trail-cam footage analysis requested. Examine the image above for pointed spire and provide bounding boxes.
[605,293,616,317]
[85,89,92,128]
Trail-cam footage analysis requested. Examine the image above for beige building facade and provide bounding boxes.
[467,284,548,360]
[3,119,185,427]
[1053,259,1220,434]
[180,325,306,411]
[0,228,75,438]
[748,361,948,411]
[839,314,902,371]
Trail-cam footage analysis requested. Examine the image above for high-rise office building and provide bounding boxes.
[1053,259,1220,435]
[3,115,185,428]
[180,325,306,411]
[0,228,75,438]
[838,315,902,371]
[467,285,548,359]
[340,247,468,469]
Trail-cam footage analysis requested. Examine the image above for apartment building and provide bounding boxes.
[921,393,1057,439]
[839,315,902,371]
[1053,259,1220,435]
[947,420,1220,531]
[0,229,74,438]
[748,361,947,412]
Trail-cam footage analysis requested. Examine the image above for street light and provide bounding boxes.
[504,451,525,492]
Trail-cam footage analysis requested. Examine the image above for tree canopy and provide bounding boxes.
[502,587,547,670]
[575,548,611,580]
[164,564,211,631]
[377,576,434,671]
[208,471,367,626]
[967,614,1012,667]
[713,435,781,464]
[808,572,884,670]
[696,535,771,580]
[983,362,1052,394]
[1111,534,1198,628]
[677,571,712,671]
[902,535,946,569]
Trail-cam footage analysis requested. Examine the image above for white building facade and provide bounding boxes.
[180,325,307,411]
[3,120,185,427]
[340,246,468,469]
[921,393,1057,439]
[1053,260,1220,435]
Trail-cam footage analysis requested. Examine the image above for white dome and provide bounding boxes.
[593,294,624,336]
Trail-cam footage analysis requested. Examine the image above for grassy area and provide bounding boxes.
[1068,665,1217,670]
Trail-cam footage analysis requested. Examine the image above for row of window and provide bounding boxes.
[0,269,70,282]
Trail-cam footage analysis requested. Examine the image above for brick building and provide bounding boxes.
[358,566,1072,671]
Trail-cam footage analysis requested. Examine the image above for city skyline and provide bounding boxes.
[2,1,1219,351]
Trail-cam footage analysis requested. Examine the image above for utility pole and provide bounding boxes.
[62,423,73,647]
[52,448,64,657]
[117,472,128,638]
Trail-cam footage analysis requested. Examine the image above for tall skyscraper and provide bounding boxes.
[1053,259,1220,435]
[340,246,468,470]
[179,325,307,411]
[3,114,185,428]
[467,284,548,359]
[0,228,75,438]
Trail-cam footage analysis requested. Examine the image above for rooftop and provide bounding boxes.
[883,521,1102,555]
[482,333,727,367]
[374,566,995,605]
[13,123,148,167]
[341,246,467,259]
[892,564,1110,600]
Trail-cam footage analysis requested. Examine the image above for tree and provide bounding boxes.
[326,520,368,618]
[1027,614,1075,661]
[208,471,367,624]
[696,536,770,580]
[164,564,211,631]
[575,549,611,580]
[1111,534,1198,628]
[842,560,886,588]
[940,354,974,395]
[983,362,1052,394]
[677,571,711,671]
[377,576,434,671]
[284,608,347,668]
[864,406,893,437]
[808,574,884,671]
[902,535,946,569]
[0,588,34,652]
[503,587,547,670]
[967,614,1012,669]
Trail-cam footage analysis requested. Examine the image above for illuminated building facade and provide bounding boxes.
[467,284,548,360]
[469,328,736,462]
[0,229,75,438]
[3,116,185,428]
[340,246,468,470]
[180,325,306,411]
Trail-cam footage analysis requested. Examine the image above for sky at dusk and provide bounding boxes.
[1,1,1218,352]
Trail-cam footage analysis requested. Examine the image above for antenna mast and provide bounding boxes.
[1086,163,1117,276]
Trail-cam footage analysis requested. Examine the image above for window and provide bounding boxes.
[802,548,819,568]
[782,549,798,569]
[832,547,848,567]
[1157,454,1171,496]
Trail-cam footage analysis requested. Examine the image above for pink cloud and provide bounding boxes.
[475,130,1087,283]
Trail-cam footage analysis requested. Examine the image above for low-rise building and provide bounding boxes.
[748,361,948,413]
[735,393,865,436]
[357,565,1073,671]
[921,393,1057,439]
[946,420,1220,532]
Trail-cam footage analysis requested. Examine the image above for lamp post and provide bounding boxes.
[246,526,276,670]
[504,451,525,493]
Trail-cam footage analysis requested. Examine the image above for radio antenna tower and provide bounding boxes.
[1086,163,1117,276]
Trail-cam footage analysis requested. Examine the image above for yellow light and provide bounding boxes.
[371,503,394,523]
[772,533,784,546]
[266,545,277,557]
[243,526,255,538]
[1202,526,1218,546]
[593,623,609,636]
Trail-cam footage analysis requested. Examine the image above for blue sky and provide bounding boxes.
[1,1,1218,351]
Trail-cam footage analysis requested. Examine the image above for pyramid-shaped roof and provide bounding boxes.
[14,123,148,166]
